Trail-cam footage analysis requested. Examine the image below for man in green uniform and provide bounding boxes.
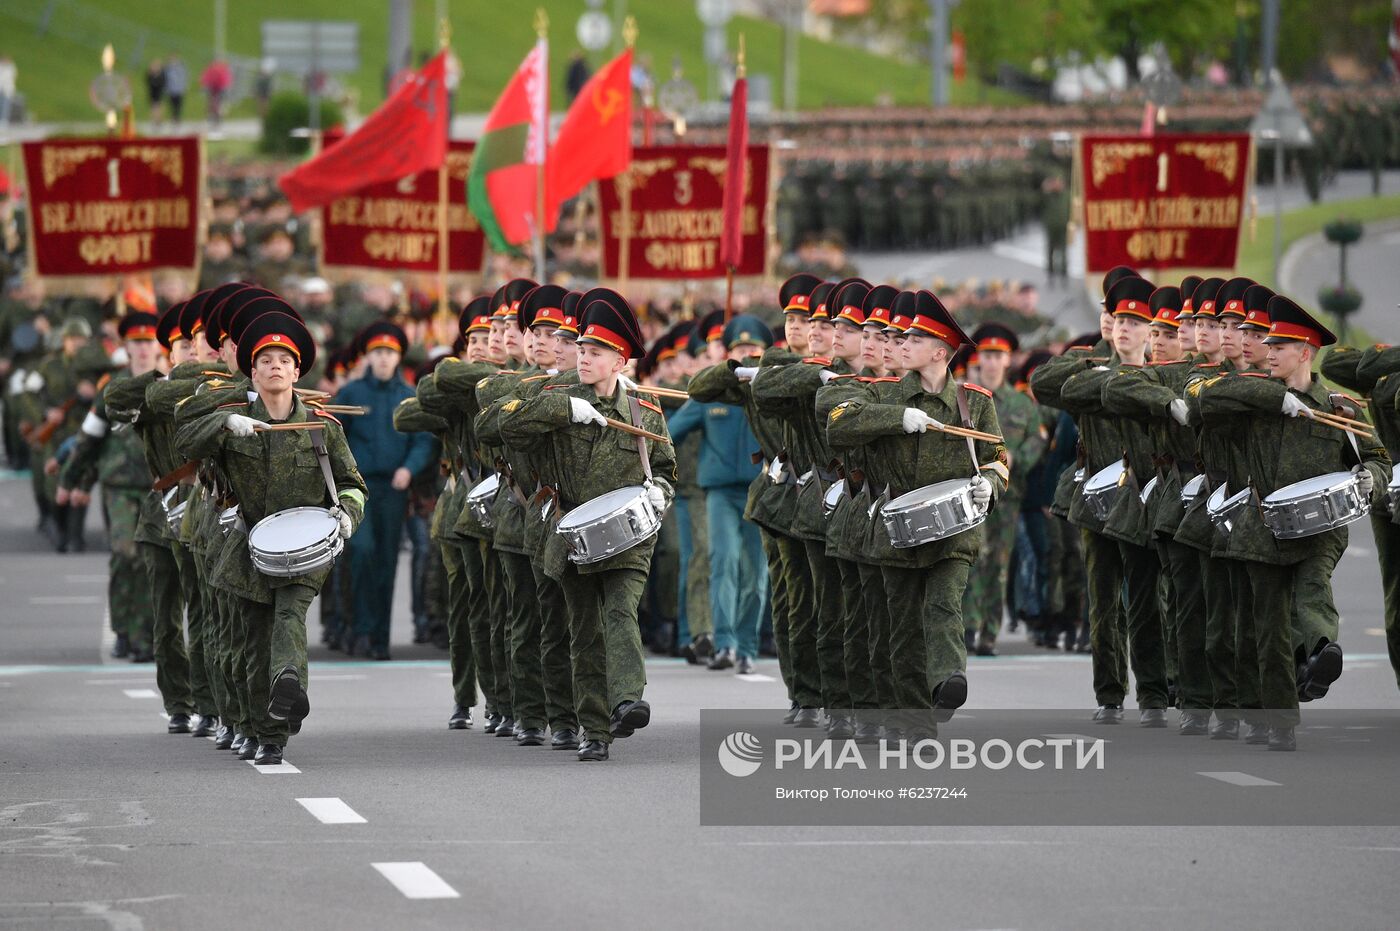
[1195,297,1389,750]
[176,309,367,765]
[961,323,1045,656]
[501,289,676,761]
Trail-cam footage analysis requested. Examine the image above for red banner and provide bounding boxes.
[22,136,202,277]
[1078,133,1253,273]
[599,145,770,279]
[320,137,484,273]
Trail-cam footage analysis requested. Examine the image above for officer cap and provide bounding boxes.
[203,282,262,350]
[156,303,185,349]
[1100,265,1141,304]
[1148,286,1183,329]
[1263,295,1336,348]
[1238,284,1276,331]
[1106,276,1156,321]
[518,284,570,331]
[1177,275,1205,320]
[861,284,899,329]
[779,273,824,316]
[971,322,1019,353]
[490,277,538,320]
[904,290,971,349]
[577,288,644,361]
[808,282,837,322]
[830,280,872,329]
[117,311,160,342]
[722,314,774,351]
[360,320,408,355]
[1214,276,1255,320]
[1190,277,1226,319]
[691,308,725,354]
[228,296,303,348]
[237,311,316,376]
[559,291,583,337]
[459,295,493,336]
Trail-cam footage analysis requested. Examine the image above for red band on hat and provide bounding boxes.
[581,324,631,360]
[1194,300,1216,317]
[835,304,866,326]
[531,307,565,327]
[124,326,158,341]
[365,334,403,353]
[907,315,959,344]
[465,315,492,333]
[864,307,891,326]
[810,303,830,321]
[657,346,677,361]
[1242,309,1271,327]
[1267,320,1323,347]
[558,316,579,335]
[1181,298,1194,314]
[1219,299,1245,318]
[706,325,724,341]
[1151,308,1181,328]
[251,332,302,363]
[977,337,1013,352]
[189,321,205,336]
[1113,298,1154,321]
[784,294,810,312]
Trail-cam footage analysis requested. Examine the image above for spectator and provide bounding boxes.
[200,59,233,127]
[145,59,166,124]
[164,55,188,123]
[566,50,591,102]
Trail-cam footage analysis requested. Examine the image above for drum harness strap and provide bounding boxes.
[954,384,981,480]
[310,430,342,514]
[626,392,654,486]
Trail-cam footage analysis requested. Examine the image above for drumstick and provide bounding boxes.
[1305,414,1373,439]
[307,404,368,415]
[1317,410,1371,430]
[294,388,332,399]
[252,422,326,432]
[928,423,1004,443]
[604,418,672,445]
[629,384,691,400]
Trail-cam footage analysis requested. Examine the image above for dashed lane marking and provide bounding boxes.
[297,797,366,824]
[372,862,460,899]
[733,673,777,683]
[123,688,158,699]
[1197,771,1282,787]
[247,760,301,774]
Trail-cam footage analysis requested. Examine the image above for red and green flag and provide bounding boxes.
[467,39,551,253]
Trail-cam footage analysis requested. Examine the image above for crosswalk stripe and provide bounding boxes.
[247,760,301,774]
[372,862,460,899]
[1197,771,1282,787]
[297,797,366,824]
[734,673,777,682]
[123,688,157,699]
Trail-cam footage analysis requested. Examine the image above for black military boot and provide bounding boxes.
[782,701,800,725]
[792,707,822,728]
[448,705,472,729]
[483,712,502,734]
[267,666,300,721]
[110,632,130,659]
[238,736,259,760]
[253,743,284,765]
[1139,708,1168,728]
[550,728,580,750]
[1297,642,1343,702]
[1178,711,1210,736]
[1209,717,1240,740]
[610,700,651,739]
[167,713,192,734]
[1093,704,1124,724]
[1244,719,1272,745]
[495,716,516,738]
[191,714,219,738]
[214,725,235,750]
[932,672,968,722]
[576,739,609,761]
[1267,727,1296,751]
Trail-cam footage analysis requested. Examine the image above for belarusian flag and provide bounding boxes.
[467,39,552,253]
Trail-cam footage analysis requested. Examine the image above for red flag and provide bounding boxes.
[279,52,449,213]
[549,48,632,216]
[719,74,748,269]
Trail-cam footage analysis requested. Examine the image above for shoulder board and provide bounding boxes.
[961,381,993,398]
[1376,344,1391,351]
[312,409,343,426]
[96,373,112,390]
[1237,371,1269,378]
[521,373,552,382]
[865,376,900,383]
[440,356,461,365]
[216,401,247,410]
[1192,362,1217,369]
[639,399,662,415]
[1147,360,1179,366]
[543,383,570,390]
[801,356,832,365]
[1330,390,1363,405]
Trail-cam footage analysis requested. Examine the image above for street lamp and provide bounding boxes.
[1248,76,1312,285]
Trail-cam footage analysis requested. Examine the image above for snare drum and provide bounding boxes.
[881,478,987,548]
[248,507,343,577]
[466,474,499,529]
[1387,471,1400,513]
[1206,484,1251,535]
[1073,467,1086,484]
[1139,475,1159,505]
[556,485,664,564]
[1260,471,1371,540]
[162,487,187,536]
[217,506,240,535]
[1081,461,1127,521]
[822,479,846,517]
[1180,474,1206,505]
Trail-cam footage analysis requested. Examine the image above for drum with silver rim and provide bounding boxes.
[248,506,343,577]
[1139,475,1159,505]
[556,484,664,564]
[1387,471,1400,513]
[466,474,499,528]
[162,487,187,535]
[1180,474,1206,505]
[881,478,987,548]
[822,478,846,517]
[1260,471,1371,540]
[1081,461,1127,521]
[1206,484,1251,535]
[1072,466,1086,484]
[218,506,241,535]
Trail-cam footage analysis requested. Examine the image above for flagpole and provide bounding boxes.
[724,34,746,323]
[533,8,549,283]
[437,18,452,324]
[618,16,638,294]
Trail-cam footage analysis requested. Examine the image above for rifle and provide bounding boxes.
[29,396,81,448]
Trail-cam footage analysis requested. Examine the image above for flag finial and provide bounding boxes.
[623,15,638,49]
[438,17,451,49]
[534,7,549,38]
[737,33,746,80]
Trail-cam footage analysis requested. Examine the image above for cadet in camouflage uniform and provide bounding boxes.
[500,289,675,762]
[1322,342,1400,692]
[826,290,1007,739]
[1194,297,1389,751]
[672,318,717,662]
[176,310,367,765]
[961,323,1046,655]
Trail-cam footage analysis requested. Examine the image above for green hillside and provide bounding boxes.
[1,0,1020,125]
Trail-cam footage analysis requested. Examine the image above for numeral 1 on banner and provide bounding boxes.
[1156,153,1168,193]
[107,159,121,198]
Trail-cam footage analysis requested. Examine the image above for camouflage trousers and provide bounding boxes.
[1159,540,1211,711]
[1239,561,1301,728]
[560,564,648,744]
[532,563,580,732]
[1116,541,1170,709]
[440,540,477,712]
[961,495,1022,647]
[777,534,820,708]
[858,561,897,709]
[105,487,153,651]
[674,493,711,642]
[499,550,547,731]
[479,545,510,719]
[173,543,218,717]
[242,583,316,745]
[1083,530,1128,707]
[761,529,792,701]
[806,542,850,710]
[837,558,878,711]
[882,559,971,712]
[1370,512,1400,691]
[138,536,194,717]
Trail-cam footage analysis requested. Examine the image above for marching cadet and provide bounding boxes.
[176,310,367,765]
[754,278,869,733]
[826,290,1006,740]
[1322,340,1400,692]
[60,310,199,729]
[961,323,1045,656]
[1099,285,1210,733]
[335,320,434,660]
[1032,270,1134,722]
[648,327,696,658]
[687,274,817,717]
[500,289,676,761]
[673,318,717,664]
[669,314,773,675]
[1193,296,1389,750]
[432,299,506,730]
[32,317,108,554]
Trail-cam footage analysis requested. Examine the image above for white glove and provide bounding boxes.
[1354,465,1375,500]
[1092,365,1110,372]
[734,366,759,381]
[224,413,261,437]
[1281,393,1313,418]
[330,506,354,539]
[969,475,992,510]
[569,397,608,426]
[646,483,667,513]
[1169,398,1189,426]
[617,373,638,391]
[902,408,943,434]
[818,369,840,385]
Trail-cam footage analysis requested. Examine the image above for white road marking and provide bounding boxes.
[123,688,158,699]
[969,664,1046,671]
[1042,733,1108,742]
[247,760,301,774]
[372,862,460,899]
[734,673,777,682]
[1346,546,1372,558]
[1197,771,1282,787]
[1365,628,1387,637]
[85,677,153,685]
[31,595,101,605]
[296,797,366,824]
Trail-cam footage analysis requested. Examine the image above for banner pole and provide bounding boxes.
[438,19,453,325]
[619,173,631,293]
[533,9,549,283]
